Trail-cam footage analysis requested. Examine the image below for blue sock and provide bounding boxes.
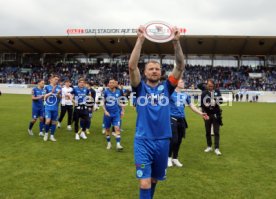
[151,183,157,198]
[29,121,34,130]
[80,120,84,129]
[106,136,111,143]
[45,124,50,133]
[116,135,121,144]
[50,124,56,135]
[140,188,151,199]
[39,122,44,132]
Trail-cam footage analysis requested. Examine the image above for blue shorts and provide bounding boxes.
[104,113,120,129]
[45,109,59,121]
[32,107,44,119]
[134,138,170,181]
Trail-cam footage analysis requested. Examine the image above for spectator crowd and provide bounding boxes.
[0,63,276,91]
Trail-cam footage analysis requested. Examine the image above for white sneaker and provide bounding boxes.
[106,142,112,150]
[43,133,48,141]
[39,132,44,137]
[28,129,34,136]
[50,135,57,142]
[214,148,222,156]
[116,143,123,151]
[75,133,80,140]
[204,147,213,153]
[80,132,87,139]
[168,157,173,167]
[57,122,61,128]
[172,159,183,167]
[67,125,72,131]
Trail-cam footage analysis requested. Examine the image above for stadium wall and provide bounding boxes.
[184,90,276,103]
[0,84,32,94]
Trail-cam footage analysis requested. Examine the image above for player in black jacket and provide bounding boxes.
[201,79,223,156]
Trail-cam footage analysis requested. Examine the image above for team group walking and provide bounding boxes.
[27,26,224,199]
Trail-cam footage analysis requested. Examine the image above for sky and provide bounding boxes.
[0,0,275,36]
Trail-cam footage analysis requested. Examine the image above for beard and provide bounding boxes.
[147,77,160,84]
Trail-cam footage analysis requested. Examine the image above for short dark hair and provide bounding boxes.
[87,82,94,86]
[51,75,59,79]
[207,79,215,85]
[37,79,44,83]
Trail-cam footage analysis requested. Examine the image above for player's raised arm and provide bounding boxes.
[170,27,185,84]
[128,26,145,87]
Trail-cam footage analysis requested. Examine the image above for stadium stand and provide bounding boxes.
[1,35,276,91]
[0,63,276,90]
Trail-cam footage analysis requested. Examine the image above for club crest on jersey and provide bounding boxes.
[136,170,143,178]
[157,85,164,91]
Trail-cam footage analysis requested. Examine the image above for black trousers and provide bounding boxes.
[204,114,220,149]
[73,108,89,133]
[58,105,73,125]
[169,117,187,159]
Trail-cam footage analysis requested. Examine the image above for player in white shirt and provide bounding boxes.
[57,79,73,130]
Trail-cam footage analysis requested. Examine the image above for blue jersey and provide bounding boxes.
[104,88,122,115]
[72,86,89,105]
[32,87,44,109]
[170,91,191,118]
[132,80,175,140]
[44,85,61,111]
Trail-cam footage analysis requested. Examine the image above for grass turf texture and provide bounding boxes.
[0,94,276,199]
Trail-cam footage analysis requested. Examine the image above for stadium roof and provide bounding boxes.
[0,35,276,56]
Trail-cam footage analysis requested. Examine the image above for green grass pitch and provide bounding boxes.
[0,94,276,199]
